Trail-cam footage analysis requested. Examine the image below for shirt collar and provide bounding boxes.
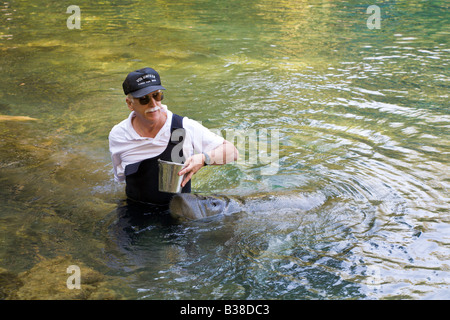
[125,106,171,140]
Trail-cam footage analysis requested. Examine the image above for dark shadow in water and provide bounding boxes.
[114,200,176,237]
[101,200,186,273]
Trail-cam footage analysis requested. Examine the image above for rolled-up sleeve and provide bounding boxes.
[108,126,127,182]
[111,151,125,182]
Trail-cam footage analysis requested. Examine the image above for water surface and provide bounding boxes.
[0,0,449,299]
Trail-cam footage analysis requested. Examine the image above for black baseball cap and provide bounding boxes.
[122,67,166,98]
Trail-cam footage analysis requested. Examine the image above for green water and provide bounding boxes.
[1,0,449,299]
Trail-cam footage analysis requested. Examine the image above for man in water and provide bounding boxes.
[109,67,238,206]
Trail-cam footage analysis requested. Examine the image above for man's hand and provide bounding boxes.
[178,140,238,187]
[178,153,206,187]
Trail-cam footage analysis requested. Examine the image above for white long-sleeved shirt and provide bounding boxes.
[108,106,224,182]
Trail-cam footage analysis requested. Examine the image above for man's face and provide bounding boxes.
[127,90,164,123]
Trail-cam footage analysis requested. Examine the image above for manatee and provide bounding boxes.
[169,192,326,221]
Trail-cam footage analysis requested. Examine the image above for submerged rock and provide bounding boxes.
[4,255,122,300]
[0,268,23,300]
[0,115,38,121]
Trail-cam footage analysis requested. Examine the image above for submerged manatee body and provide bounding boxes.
[169,192,326,221]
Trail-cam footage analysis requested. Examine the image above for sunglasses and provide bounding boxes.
[136,90,164,105]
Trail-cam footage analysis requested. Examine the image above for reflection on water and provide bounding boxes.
[1,0,449,299]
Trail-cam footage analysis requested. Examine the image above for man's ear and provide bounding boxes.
[126,98,134,111]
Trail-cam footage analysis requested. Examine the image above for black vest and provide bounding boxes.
[124,114,191,205]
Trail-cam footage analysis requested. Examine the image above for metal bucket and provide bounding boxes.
[158,159,185,193]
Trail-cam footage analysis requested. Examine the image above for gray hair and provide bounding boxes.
[126,93,135,105]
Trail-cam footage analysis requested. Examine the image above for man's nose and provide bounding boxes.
[147,95,157,106]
